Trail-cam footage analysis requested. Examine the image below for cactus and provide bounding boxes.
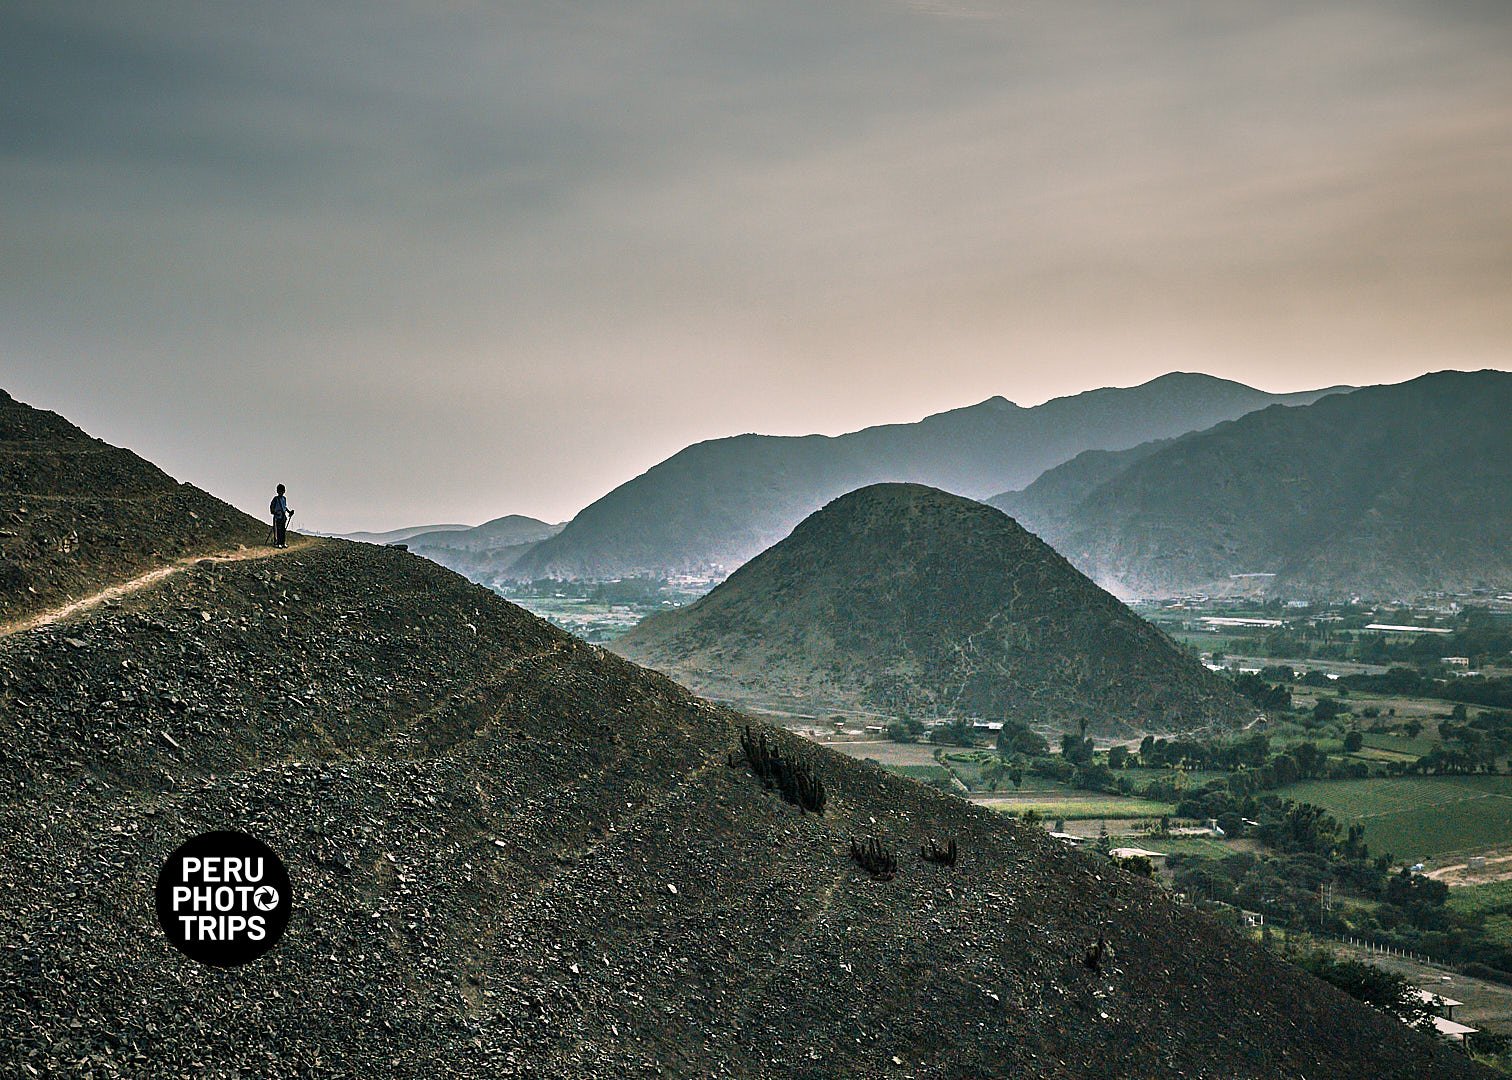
[1083,931,1109,972]
[920,835,957,867]
[736,726,826,815]
[850,836,897,881]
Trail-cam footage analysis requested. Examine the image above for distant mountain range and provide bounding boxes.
[512,374,1349,580]
[401,515,563,582]
[614,484,1248,733]
[989,369,1512,600]
[337,523,471,545]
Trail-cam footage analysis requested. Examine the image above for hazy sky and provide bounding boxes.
[5,1,1510,531]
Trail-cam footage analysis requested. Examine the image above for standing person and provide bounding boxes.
[269,484,293,548]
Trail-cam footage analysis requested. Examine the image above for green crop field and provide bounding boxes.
[1360,731,1440,758]
[1152,836,1236,859]
[1445,882,1512,952]
[936,754,996,791]
[1483,913,1512,951]
[1008,774,1081,793]
[887,764,955,787]
[1350,747,1416,764]
[1276,776,1512,860]
[1448,880,1512,920]
[982,796,1175,821]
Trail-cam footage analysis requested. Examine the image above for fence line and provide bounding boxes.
[1333,933,1438,968]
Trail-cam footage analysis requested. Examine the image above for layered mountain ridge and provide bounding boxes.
[990,369,1512,599]
[513,374,1348,580]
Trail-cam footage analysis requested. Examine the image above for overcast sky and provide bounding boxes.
[4,1,1510,531]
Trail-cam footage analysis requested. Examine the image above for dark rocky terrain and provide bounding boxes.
[614,485,1248,734]
[0,390,266,627]
[0,392,1485,1078]
[514,375,1347,580]
[988,369,1512,600]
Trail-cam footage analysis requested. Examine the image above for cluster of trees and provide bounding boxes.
[1172,787,1361,858]
[1166,785,1512,978]
[1139,732,1271,771]
[1399,746,1500,776]
[1170,818,1445,930]
[1339,667,1512,711]
[1296,954,1437,1032]
[1354,607,1512,669]
[979,719,1389,803]
[1233,671,1292,712]
[1436,705,1512,765]
[1137,733,1372,800]
[1212,606,1512,670]
[1223,626,1351,663]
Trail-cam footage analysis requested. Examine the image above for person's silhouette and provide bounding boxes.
[269,484,293,548]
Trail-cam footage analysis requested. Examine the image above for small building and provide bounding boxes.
[1408,988,1477,1047]
[1442,656,1471,668]
[1414,988,1464,1020]
[1430,1016,1477,1044]
[1363,623,1453,634]
[1108,846,1168,870]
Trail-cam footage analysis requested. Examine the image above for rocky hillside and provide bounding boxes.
[0,390,267,626]
[0,397,1481,1078]
[614,485,1248,734]
[990,370,1512,600]
[988,439,1175,541]
[513,375,1347,580]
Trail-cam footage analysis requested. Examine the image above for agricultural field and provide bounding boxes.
[836,740,939,768]
[889,764,956,788]
[1153,836,1244,859]
[1448,880,1512,920]
[1443,881,1512,966]
[935,752,1067,793]
[1119,767,1227,788]
[1358,730,1441,759]
[1277,776,1512,862]
[975,794,1175,821]
[506,596,646,642]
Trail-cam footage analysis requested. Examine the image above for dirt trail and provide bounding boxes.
[0,538,317,639]
[1425,850,1512,886]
